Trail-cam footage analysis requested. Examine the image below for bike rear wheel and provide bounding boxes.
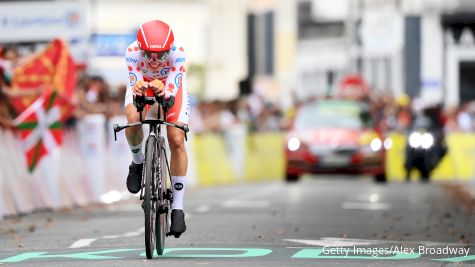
[155,137,169,255]
[144,136,159,259]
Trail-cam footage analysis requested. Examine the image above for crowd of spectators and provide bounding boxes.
[365,91,475,134]
[2,44,475,135]
[0,44,286,134]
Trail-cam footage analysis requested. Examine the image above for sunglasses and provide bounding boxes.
[141,49,170,62]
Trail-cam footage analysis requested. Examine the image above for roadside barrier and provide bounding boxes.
[1,118,475,218]
[386,132,475,181]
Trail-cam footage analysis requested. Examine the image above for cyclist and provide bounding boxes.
[124,20,189,237]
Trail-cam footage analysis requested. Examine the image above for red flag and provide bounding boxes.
[11,38,76,113]
[14,90,71,172]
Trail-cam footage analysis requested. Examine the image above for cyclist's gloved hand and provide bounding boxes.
[149,79,165,97]
[132,79,148,96]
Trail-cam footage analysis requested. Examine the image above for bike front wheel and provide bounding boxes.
[155,137,169,255]
[144,136,159,259]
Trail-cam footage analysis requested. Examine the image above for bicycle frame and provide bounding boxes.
[113,96,189,201]
[112,95,189,259]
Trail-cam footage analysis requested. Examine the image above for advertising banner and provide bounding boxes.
[0,1,88,42]
[78,114,107,201]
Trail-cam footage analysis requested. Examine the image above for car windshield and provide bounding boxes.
[294,101,364,130]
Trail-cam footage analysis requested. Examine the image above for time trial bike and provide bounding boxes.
[113,94,189,259]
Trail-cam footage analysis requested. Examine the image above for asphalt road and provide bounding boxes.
[0,176,474,266]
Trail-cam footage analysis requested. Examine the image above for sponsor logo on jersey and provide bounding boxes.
[150,44,164,49]
[160,67,171,76]
[126,57,137,63]
[175,73,183,88]
[129,72,137,87]
[175,57,185,63]
[166,112,176,119]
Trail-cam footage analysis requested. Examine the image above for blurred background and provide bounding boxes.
[1,0,475,215]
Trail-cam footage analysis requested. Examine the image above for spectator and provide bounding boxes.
[75,75,110,117]
[106,84,127,118]
[457,102,472,132]
[0,68,15,129]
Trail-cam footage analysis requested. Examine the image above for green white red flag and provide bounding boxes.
[13,90,68,172]
[10,38,77,173]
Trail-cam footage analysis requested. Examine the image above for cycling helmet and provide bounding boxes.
[137,20,174,52]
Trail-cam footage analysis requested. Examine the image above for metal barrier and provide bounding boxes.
[2,121,475,218]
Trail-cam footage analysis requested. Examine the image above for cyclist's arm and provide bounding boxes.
[125,44,145,96]
[164,46,186,99]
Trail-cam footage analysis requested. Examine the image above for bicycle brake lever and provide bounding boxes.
[182,125,189,141]
[113,124,118,141]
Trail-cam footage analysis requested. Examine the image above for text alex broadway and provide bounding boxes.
[322,246,470,257]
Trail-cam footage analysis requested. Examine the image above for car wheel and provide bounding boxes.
[374,173,387,183]
[285,173,300,183]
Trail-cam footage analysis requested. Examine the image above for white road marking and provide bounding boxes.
[341,202,390,210]
[353,192,383,202]
[69,238,96,248]
[195,205,210,213]
[69,227,145,248]
[223,200,270,208]
[102,235,120,239]
[222,184,281,209]
[236,184,282,200]
[111,227,145,238]
[289,184,303,204]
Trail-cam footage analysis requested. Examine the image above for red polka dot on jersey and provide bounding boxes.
[166,62,170,67]
[172,67,176,71]
[179,47,184,52]
[128,66,133,71]
[141,62,145,67]
[168,84,174,89]
[128,48,132,52]
[136,67,140,71]
[179,66,184,72]
[134,46,139,51]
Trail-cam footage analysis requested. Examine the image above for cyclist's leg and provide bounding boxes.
[125,104,147,145]
[166,86,189,206]
[167,125,188,199]
[124,89,149,193]
[166,86,189,235]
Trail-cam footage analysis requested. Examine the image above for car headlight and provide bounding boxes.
[370,138,382,152]
[287,137,301,151]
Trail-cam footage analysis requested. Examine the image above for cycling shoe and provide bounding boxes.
[168,209,186,238]
[127,162,143,194]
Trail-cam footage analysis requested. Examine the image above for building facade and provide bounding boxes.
[294,0,475,108]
